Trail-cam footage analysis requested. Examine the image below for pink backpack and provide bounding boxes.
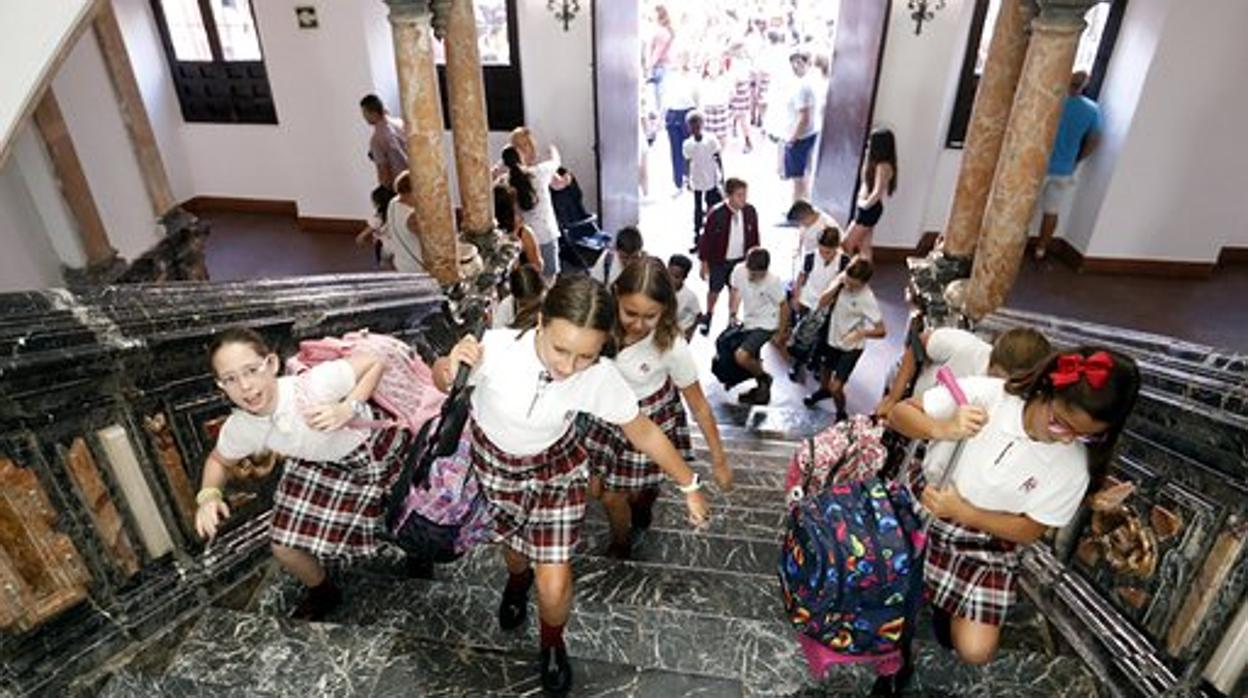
[285,330,445,432]
[784,415,890,506]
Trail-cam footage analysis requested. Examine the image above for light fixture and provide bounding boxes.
[548,0,580,31]
[908,0,947,35]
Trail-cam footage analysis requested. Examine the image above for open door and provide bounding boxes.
[593,0,641,232]
[812,0,891,224]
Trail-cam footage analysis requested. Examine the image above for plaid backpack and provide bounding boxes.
[778,417,926,658]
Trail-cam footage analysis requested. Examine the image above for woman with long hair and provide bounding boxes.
[842,128,898,261]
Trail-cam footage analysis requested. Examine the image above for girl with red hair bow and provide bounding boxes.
[884,346,1139,683]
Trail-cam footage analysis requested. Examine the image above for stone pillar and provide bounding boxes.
[439,0,494,236]
[94,0,176,217]
[32,89,118,268]
[943,0,1036,256]
[385,0,460,284]
[963,2,1092,319]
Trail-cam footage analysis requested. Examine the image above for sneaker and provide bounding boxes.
[290,579,342,622]
[803,389,830,409]
[498,572,534,631]
[697,314,712,336]
[835,410,849,423]
[737,387,760,405]
[539,645,573,696]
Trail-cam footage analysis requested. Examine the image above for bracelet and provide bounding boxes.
[677,472,703,494]
[196,487,224,505]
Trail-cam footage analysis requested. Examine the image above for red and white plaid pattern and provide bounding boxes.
[702,104,732,142]
[908,463,1020,626]
[730,77,753,115]
[269,421,411,560]
[469,420,588,565]
[584,381,691,492]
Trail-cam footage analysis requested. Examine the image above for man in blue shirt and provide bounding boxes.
[1035,71,1102,260]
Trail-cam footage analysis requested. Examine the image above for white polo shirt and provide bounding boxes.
[726,206,746,260]
[521,160,561,246]
[615,333,699,398]
[216,360,367,463]
[675,285,700,332]
[798,210,839,259]
[920,377,1089,528]
[799,250,845,309]
[682,134,721,192]
[912,328,994,396]
[468,329,639,456]
[730,266,786,332]
[826,285,882,350]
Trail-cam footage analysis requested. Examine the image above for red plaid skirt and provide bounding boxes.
[703,104,732,142]
[584,381,691,493]
[470,420,588,565]
[270,424,411,561]
[731,78,753,115]
[907,461,1020,626]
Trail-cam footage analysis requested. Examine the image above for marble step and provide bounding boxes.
[585,494,788,541]
[96,672,256,698]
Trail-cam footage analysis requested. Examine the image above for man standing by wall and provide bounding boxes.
[359,94,408,197]
[1035,71,1102,260]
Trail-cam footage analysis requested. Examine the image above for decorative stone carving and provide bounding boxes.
[1167,521,1245,656]
[143,413,200,530]
[0,457,90,632]
[96,425,175,559]
[944,0,1036,256]
[64,438,140,577]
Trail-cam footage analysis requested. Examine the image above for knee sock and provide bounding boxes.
[504,568,534,598]
[540,619,566,650]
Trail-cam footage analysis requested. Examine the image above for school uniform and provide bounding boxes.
[589,250,626,287]
[674,284,701,335]
[796,210,838,277]
[818,284,882,382]
[730,264,787,356]
[911,328,993,397]
[467,329,639,564]
[682,133,723,235]
[583,333,697,492]
[215,360,410,561]
[914,377,1089,626]
[492,295,517,330]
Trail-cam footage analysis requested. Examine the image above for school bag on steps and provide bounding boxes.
[777,415,926,669]
[710,325,753,389]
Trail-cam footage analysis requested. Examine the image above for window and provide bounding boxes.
[945,0,1125,148]
[150,0,277,124]
[434,0,524,131]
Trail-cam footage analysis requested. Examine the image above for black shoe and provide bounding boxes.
[788,365,805,383]
[697,314,712,336]
[498,573,534,631]
[803,389,830,409]
[539,644,573,696]
[606,539,632,560]
[290,579,342,622]
[932,607,955,651]
[835,410,849,423]
[405,556,434,580]
[630,500,654,532]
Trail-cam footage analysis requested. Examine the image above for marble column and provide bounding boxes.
[943,0,1036,257]
[94,0,176,217]
[440,0,494,236]
[386,0,460,284]
[963,2,1092,319]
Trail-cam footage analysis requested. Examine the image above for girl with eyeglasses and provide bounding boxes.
[434,274,710,696]
[195,327,406,621]
[885,346,1139,681]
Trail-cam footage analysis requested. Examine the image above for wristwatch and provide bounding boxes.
[678,472,703,494]
[347,399,368,419]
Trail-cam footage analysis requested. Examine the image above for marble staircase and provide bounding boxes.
[91,412,1102,698]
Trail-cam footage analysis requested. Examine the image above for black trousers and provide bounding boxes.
[692,187,723,242]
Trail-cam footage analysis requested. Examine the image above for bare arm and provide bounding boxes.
[728,286,742,322]
[680,382,732,490]
[195,450,240,541]
[1078,130,1102,163]
[861,163,893,207]
[877,346,917,416]
[789,107,811,143]
[304,354,386,431]
[887,396,987,441]
[620,416,710,525]
[521,227,544,274]
[923,484,1049,545]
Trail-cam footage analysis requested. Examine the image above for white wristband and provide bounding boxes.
[678,472,703,494]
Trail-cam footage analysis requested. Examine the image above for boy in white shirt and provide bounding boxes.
[668,254,701,341]
[786,199,839,292]
[682,112,724,251]
[804,258,886,421]
[729,247,787,405]
[590,226,645,287]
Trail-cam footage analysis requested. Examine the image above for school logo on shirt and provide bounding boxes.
[1019,476,1039,494]
[638,362,651,374]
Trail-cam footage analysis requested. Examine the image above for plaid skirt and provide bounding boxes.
[470,420,588,565]
[731,78,753,115]
[270,424,411,561]
[907,462,1020,626]
[703,104,732,142]
[753,70,771,104]
[584,381,692,493]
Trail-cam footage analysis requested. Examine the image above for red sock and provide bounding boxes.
[540,619,566,650]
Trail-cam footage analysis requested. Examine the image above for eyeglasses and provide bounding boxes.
[216,359,271,390]
[1047,401,1107,445]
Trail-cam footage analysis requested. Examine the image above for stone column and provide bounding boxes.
[94,0,176,217]
[943,0,1036,256]
[963,2,1093,318]
[439,0,494,236]
[386,0,460,284]
[32,89,118,268]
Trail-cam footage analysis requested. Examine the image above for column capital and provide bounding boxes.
[1034,0,1101,29]
[385,0,433,24]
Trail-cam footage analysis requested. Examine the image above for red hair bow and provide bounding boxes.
[1050,351,1114,389]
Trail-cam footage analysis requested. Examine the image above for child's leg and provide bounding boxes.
[858,226,876,261]
[534,562,575,640]
[828,376,849,419]
[599,490,632,552]
[499,547,535,630]
[693,190,705,236]
[734,347,764,377]
[951,616,1002,666]
[271,543,326,587]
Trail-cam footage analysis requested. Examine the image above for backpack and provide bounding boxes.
[786,305,831,370]
[383,338,488,563]
[778,417,926,658]
[285,330,444,433]
[711,325,753,389]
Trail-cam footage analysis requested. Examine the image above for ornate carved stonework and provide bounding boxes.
[143,414,200,531]
[64,438,140,577]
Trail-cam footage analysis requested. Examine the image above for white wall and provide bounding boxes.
[11,124,85,268]
[870,0,978,248]
[54,29,164,260]
[0,134,64,291]
[0,0,95,166]
[1079,0,1248,260]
